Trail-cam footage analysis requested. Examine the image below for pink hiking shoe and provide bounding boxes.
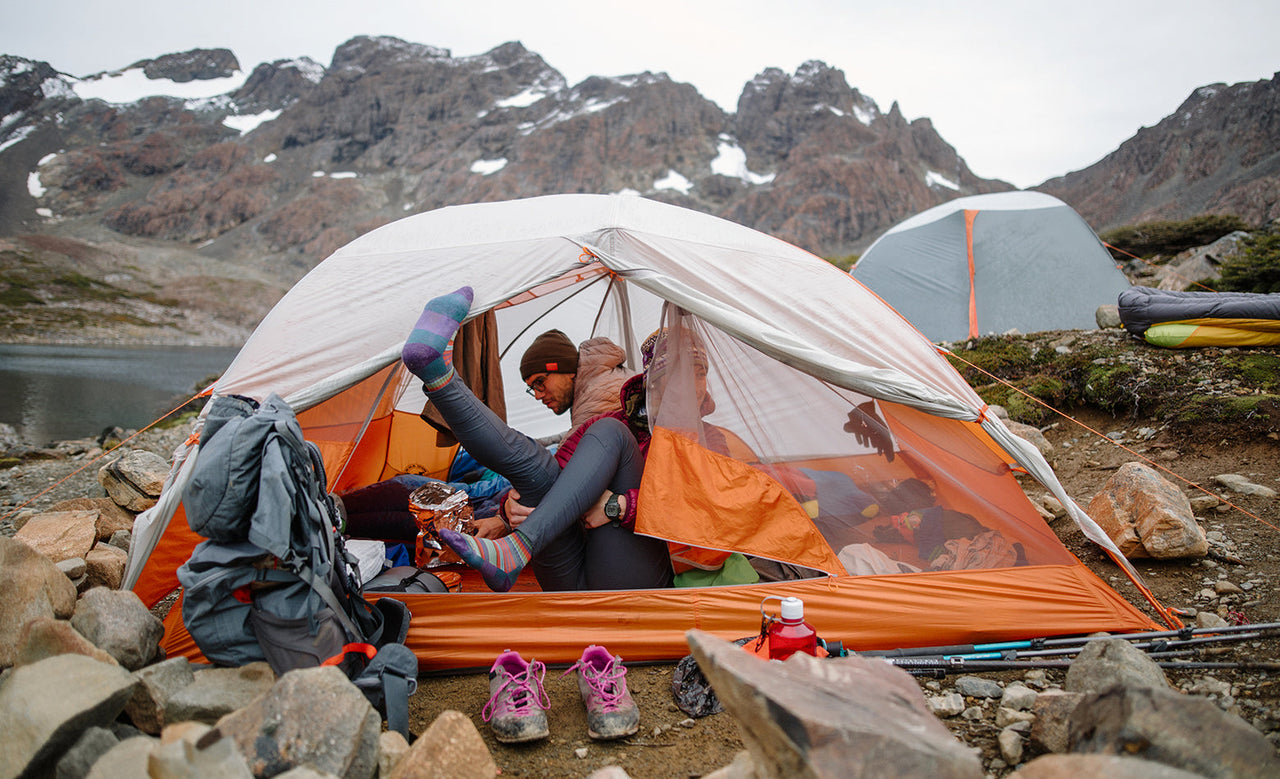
[564,645,640,740]
[483,650,550,743]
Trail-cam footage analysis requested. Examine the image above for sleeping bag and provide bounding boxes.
[1116,287,1280,348]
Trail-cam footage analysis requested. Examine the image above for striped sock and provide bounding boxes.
[402,287,473,390]
[440,528,532,593]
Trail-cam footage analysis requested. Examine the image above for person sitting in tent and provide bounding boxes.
[496,328,631,546]
[400,286,675,593]
[520,328,630,435]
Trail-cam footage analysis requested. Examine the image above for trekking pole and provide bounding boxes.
[941,631,1267,662]
[881,655,1280,677]
[861,621,1280,659]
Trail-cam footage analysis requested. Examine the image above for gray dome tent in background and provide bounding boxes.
[851,191,1132,342]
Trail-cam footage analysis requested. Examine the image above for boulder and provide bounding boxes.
[1068,684,1280,777]
[216,665,381,779]
[1088,462,1208,558]
[70,587,164,671]
[51,496,137,540]
[108,529,131,552]
[84,543,129,590]
[1001,682,1039,711]
[1005,420,1055,462]
[1213,474,1277,499]
[378,730,412,778]
[0,654,139,779]
[56,726,121,779]
[84,736,157,779]
[686,629,983,778]
[124,656,197,735]
[0,535,78,667]
[14,616,119,667]
[1095,304,1123,329]
[96,449,169,512]
[1012,753,1205,777]
[12,509,99,563]
[1154,231,1247,291]
[1029,690,1085,753]
[58,556,88,580]
[1064,638,1171,694]
[387,710,498,779]
[956,675,1004,699]
[166,662,277,724]
[148,721,254,778]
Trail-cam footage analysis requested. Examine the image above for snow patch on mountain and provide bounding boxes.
[711,136,774,185]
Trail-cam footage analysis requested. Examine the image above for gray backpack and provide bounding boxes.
[177,393,416,736]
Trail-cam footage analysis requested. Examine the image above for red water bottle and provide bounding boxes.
[766,596,817,660]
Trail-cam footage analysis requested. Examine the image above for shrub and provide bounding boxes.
[1213,231,1280,293]
[1100,214,1249,259]
[827,254,859,271]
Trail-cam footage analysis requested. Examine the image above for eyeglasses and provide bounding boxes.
[525,376,548,397]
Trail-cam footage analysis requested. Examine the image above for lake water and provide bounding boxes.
[0,344,241,445]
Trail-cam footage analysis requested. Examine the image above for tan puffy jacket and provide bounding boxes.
[569,337,631,430]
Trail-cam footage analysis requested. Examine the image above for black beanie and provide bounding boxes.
[520,329,579,380]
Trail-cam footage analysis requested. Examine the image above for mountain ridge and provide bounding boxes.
[1,37,1277,345]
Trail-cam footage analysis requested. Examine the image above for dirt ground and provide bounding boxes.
[4,337,1277,778]
[406,405,1280,778]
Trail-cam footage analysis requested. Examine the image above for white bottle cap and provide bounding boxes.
[780,596,804,621]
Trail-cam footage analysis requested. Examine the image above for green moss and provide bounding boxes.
[156,410,200,430]
[1222,353,1280,392]
[946,337,1036,383]
[1172,394,1278,426]
[0,282,43,306]
[1004,392,1049,426]
[1082,363,1137,408]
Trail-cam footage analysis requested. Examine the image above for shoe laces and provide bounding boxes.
[564,652,629,711]
[483,658,550,722]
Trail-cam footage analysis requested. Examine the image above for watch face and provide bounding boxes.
[605,494,621,519]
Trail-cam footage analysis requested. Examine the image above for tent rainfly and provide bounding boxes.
[124,194,1169,672]
[851,191,1132,342]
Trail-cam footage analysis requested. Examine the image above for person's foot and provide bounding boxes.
[439,527,531,592]
[564,645,640,740]
[401,286,474,390]
[483,650,550,743]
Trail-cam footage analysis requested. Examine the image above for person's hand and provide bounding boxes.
[843,400,895,461]
[504,489,533,529]
[470,516,509,539]
[582,491,625,530]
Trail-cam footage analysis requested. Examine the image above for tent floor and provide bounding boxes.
[437,563,544,593]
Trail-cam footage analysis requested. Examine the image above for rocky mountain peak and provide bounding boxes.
[329,35,450,73]
[1038,71,1280,231]
[230,57,324,113]
[0,56,69,117]
[2,37,1277,344]
[126,48,241,83]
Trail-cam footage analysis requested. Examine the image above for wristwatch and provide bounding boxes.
[604,493,623,525]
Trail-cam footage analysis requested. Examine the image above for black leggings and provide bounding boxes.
[427,379,672,590]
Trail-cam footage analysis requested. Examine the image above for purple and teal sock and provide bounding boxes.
[402,286,474,390]
[440,528,532,593]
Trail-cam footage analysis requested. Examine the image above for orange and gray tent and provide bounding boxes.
[123,194,1168,672]
[851,191,1132,342]
[1118,286,1280,348]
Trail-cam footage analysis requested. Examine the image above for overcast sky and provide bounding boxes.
[4,0,1277,189]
